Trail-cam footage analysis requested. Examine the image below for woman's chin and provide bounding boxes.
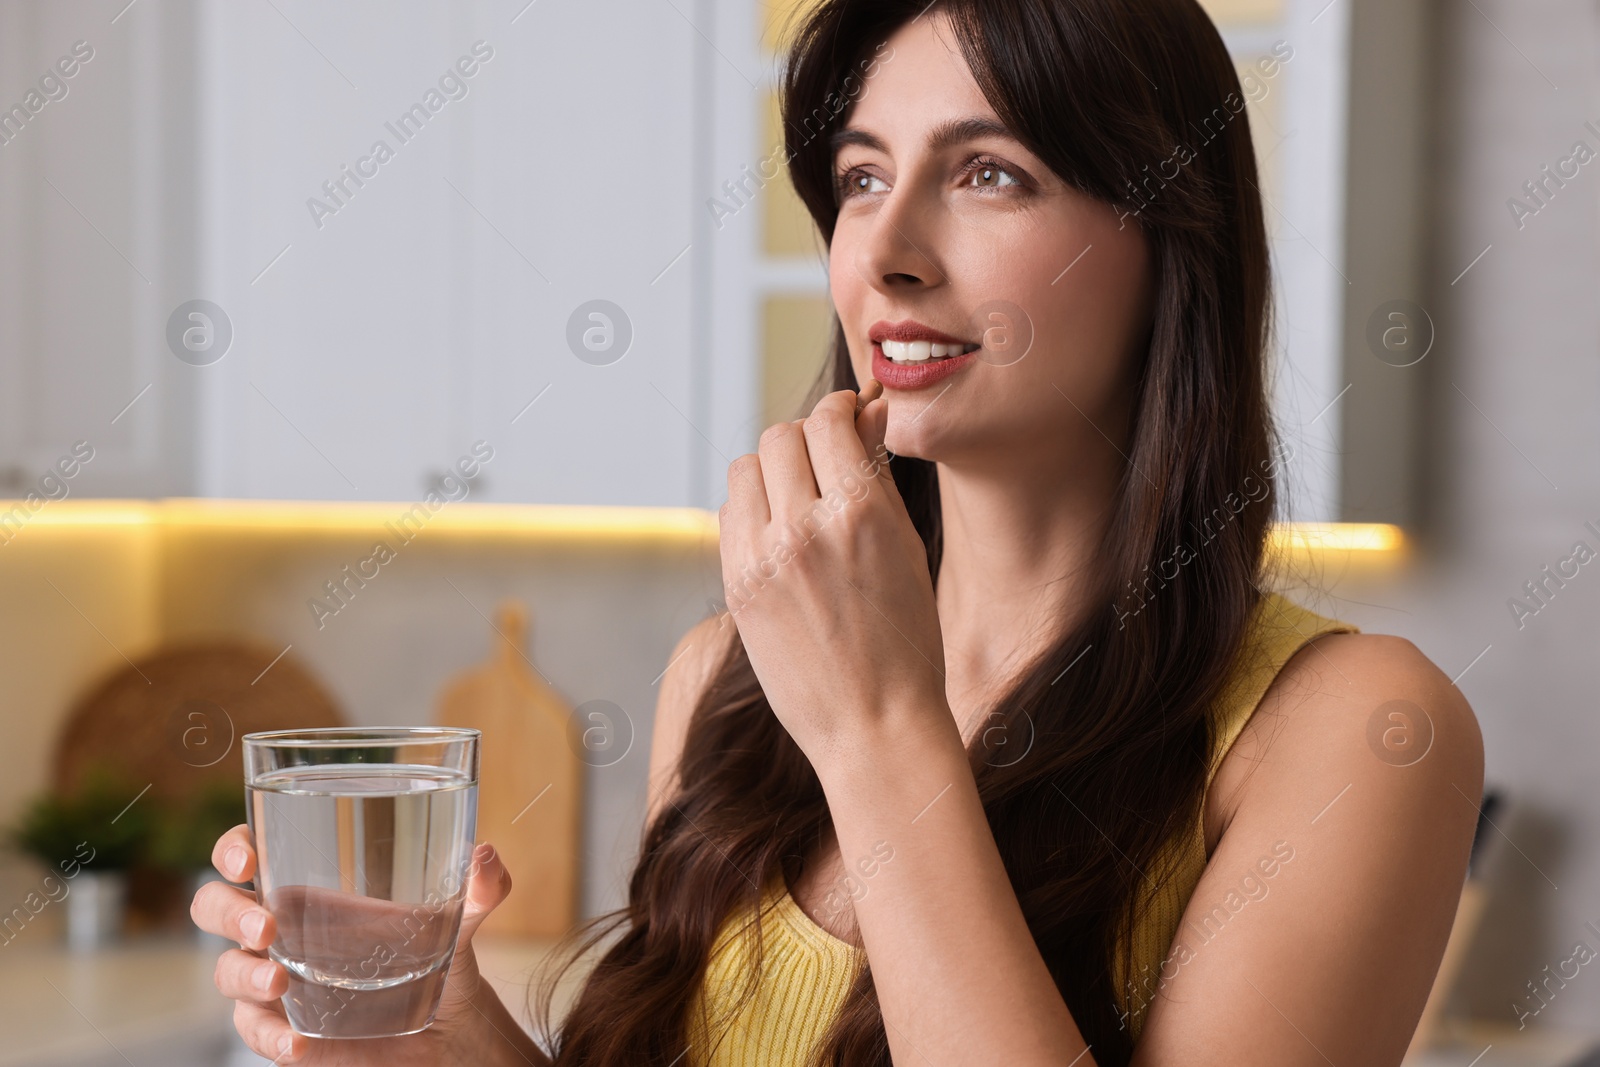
[882,425,933,464]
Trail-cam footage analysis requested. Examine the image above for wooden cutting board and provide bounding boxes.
[434,599,581,938]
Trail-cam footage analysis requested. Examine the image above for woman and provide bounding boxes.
[194,0,1484,1063]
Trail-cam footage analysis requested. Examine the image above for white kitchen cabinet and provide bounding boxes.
[0,0,721,507]
[0,3,200,499]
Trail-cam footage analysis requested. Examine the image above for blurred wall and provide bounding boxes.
[1302,0,1600,1031]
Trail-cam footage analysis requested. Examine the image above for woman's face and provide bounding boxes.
[829,13,1154,471]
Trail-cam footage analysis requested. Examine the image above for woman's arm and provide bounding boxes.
[720,389,1484,1065]
[813,681,1092,1064]
[1130,633,1483,1065]
[820,631,1481,1067]
[721,390,1093,1061]
[646,613,735,824]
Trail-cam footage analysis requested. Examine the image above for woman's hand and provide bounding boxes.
[719,387,952,767]
[191,825,540,1065]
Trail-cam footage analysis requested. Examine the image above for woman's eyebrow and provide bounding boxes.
[829,116,1018,157]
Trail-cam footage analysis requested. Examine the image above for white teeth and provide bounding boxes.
[879,339,977,364]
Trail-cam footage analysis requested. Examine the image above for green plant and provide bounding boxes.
[9,772,154,871]
[149,784,248,871]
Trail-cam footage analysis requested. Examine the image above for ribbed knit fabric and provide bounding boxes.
[685,870,864,1067]
[1110,591,1357,1040]
[683,592,1356,1065]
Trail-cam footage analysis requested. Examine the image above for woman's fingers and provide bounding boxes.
[203,826,297,1060]
[723,451,769,530]
[211,823,256,882]
[214,948,288,1003]
[190,879,275,951]
[802,390,878,493]
[233,999,300,1063]
[853,378,884,415]
[443,843,514,1001]
[855,396,900,499]
[756,419,821,523]
[456,842,512,945]
[199,825,274,950]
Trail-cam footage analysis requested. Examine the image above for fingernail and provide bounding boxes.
[225,846,249,878]
[241,910,266,942]
[473,842,496,864]
[279,1033,295,1058]
[255,963,277,993]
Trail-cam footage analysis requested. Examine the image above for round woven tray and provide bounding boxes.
[53,640,344,802]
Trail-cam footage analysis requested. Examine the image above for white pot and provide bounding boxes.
[65,870,127,952]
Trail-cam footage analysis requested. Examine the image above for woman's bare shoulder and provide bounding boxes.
[1141,633,1485,1061]
[1210,630,1484,851]
[645,613,738,822]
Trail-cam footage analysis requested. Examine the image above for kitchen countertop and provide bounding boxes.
[1408,1025,1600,1067]
[0,935,566,1067]
[1,936,1595,1066]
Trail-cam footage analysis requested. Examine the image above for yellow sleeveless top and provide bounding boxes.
[684,592,1356,1065]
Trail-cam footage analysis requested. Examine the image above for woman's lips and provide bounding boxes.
[871,342,977,390]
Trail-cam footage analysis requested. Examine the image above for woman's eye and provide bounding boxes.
[838,170,889,198]
[970,162,1019,190]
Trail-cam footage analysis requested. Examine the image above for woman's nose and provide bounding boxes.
[851,191,947,293]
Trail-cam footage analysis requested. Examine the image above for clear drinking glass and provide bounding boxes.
[243,727,480,1039]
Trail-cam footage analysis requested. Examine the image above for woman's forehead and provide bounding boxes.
[847,11,993,127]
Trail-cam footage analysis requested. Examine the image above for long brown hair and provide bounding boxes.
[543,1,1275,1063]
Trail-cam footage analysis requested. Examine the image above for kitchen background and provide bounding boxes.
[0,0,1596,1064]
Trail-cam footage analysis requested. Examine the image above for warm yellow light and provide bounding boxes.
[0,498,719,545]
[0,499,159,527]
[0,501,1402,554]
[1272,522,1405,553]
